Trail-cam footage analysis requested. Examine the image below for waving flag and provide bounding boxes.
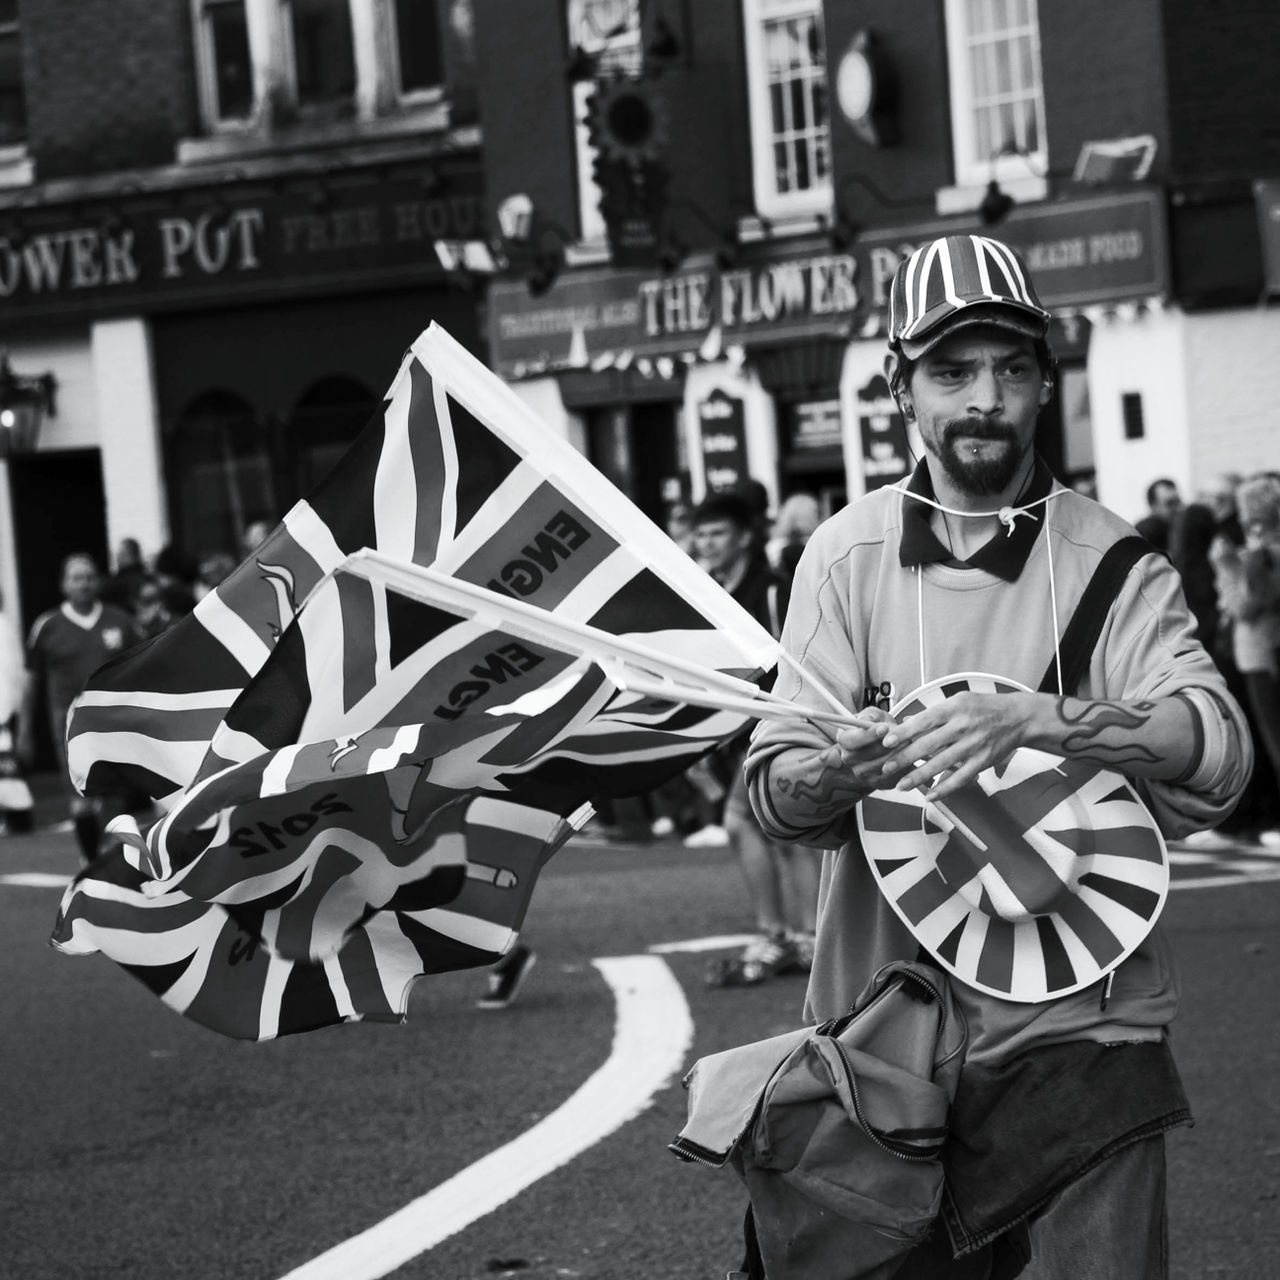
[54,324,780,1039]
[53,796,582,1039]
[68,324,773,806]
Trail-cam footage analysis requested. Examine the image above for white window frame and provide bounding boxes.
[741,0,832,223]
[381,0,446,107]
[0,3,31,183]
[940,0,1047,209]
[567,0,641,247]
[190,0,445,136]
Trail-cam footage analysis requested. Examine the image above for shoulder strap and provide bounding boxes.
[1037,535,1152,696]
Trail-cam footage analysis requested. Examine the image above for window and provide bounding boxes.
[190,0,446,134]
[944,0,1046,191]
[0,0,27,145]
[285,0,357,110]
[171,391,276,560]
[391,0,444,98]
[568,0,641,244]
[195,0,255,124]
[742,0,831,221]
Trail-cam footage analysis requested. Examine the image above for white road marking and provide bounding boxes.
[0,872,73,888]
[648,932,759,954]
[1171,866,1280,891]
[274,953,693,1280]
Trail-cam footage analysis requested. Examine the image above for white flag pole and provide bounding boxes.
[343,549,781,708]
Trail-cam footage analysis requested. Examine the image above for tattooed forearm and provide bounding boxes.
[776,770,870,810]
[1054,698,1162,767]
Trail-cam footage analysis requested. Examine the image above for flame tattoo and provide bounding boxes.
[1056,698,1161,767]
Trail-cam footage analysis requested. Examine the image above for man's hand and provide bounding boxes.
[767,707,896,833]
[877,692,1033,800]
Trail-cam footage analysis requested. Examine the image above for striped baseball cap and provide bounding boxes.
[857,673,1169,1003]
[888,234,1051,360]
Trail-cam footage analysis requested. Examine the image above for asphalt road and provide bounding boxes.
[3,815,1279,1280]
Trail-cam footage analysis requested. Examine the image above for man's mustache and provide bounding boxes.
[942,420,1017,444]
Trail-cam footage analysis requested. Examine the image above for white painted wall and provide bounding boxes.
[682,358,778,505]
[91,319,168,561]
[506,375,577,445]
[8,333,98,452]
[1085,307,1191,525]
[1182,307,1280,491]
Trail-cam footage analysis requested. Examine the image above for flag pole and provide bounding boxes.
[344,550,781,707]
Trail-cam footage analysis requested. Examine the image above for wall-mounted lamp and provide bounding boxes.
[565,44,597,82]
[0,352,57,456]
[495,193,576,295]
[646,16,681,64]
[978,179,1016,226]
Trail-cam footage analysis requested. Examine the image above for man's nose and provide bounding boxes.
[967,367,1004,415]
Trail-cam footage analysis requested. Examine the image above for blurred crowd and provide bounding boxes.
[1141,471,1280,847]
[98,520,274,641]
[593,480,821,851]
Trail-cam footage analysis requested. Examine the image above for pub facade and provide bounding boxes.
[0,0,483,643]
[475,0,1280,528]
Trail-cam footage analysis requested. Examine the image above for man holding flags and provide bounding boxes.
[746,234,1251,1276]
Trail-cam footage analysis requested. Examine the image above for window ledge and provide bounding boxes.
[935,174,1048,217]
[737,211,828,243]
[177,101,454,168]
[0,145,34,189]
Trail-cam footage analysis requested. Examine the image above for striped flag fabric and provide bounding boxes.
[52,796,581,1040]
[53,324,779,1040]
[68,324,774,805]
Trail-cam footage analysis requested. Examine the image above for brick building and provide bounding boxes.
[477,0,1280,527]
[0,0,485,660]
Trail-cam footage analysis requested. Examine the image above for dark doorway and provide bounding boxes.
[8,448,109,770]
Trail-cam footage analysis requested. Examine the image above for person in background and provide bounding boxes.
[100,537,147,610]
[132,576,177,641]
[241,519,274,558]
[664,500,695,557]
[1135,477,1182,553]
[766,492,822,582]
[1202,472,1244,546]
[1210,474,1280,851]
[194,551,238,602]
[1168,502,1221,649]
[692,491,821,985]
[151,544,198,619]
[18,554,141,862]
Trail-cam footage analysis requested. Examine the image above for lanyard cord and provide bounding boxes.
[887,483,1065,537]
[897,487,1067,694]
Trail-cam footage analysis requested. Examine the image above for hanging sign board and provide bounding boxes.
[857,373,911,491]
[698,389,749,492]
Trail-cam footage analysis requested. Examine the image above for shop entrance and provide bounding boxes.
[583,399,682,525]
[8,448,110,769]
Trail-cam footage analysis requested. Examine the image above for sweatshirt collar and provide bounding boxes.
[898,456,1055,582]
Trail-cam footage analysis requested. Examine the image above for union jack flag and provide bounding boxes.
[53,325,777,1039]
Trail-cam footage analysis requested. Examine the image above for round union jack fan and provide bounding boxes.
[856,673,1169,1004]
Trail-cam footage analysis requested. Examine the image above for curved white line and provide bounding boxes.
[275,954,693,1280]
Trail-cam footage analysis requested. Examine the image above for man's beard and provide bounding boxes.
[929,420,1025,495]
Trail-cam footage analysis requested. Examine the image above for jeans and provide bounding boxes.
[882,1136,1168,1280]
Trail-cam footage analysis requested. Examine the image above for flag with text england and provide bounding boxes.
[67,324,774,806]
